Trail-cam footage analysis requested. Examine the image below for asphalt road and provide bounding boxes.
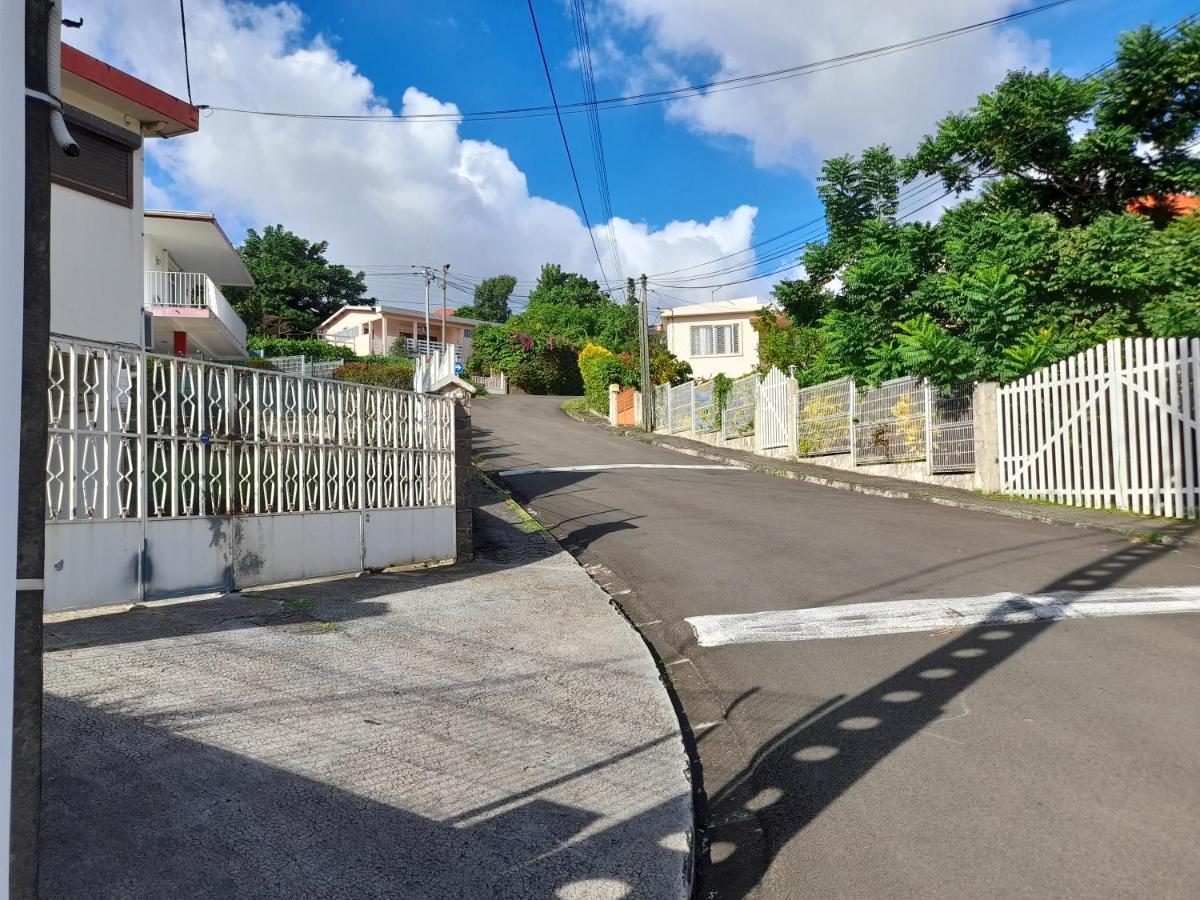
[473,395,1200,900]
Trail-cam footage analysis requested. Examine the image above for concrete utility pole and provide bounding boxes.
[441,263,449,347]
[8,0,54,892]
[638,274,652,431]
[423,267,431,347]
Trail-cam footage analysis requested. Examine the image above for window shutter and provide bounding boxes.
[690,326,702,356]
[730,324,740,354]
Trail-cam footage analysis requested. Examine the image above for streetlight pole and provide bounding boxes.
[423,267,431,350]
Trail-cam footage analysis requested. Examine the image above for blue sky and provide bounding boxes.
[289,0,1191,257]
[76,0,1197,310]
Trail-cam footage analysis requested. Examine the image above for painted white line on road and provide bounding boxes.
[497,463,746,476]
[687,586,1200,647]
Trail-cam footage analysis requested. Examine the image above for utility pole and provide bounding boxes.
[9,0,53,892]
[422,267,431,349]
[638,274,652,431]
[441,263,449,348]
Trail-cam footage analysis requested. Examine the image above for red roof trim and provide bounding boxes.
[61,44,199,133]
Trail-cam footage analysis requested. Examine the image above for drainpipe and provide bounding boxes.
[43,2,77,155]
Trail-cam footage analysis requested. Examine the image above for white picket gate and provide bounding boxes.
[998,337,1200,518]
[758,368,791,450]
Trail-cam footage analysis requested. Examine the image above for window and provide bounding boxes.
[49,105,140,207]
[689,323,740,357]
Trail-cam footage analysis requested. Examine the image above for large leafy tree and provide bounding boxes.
[453,274,516,322]
[764,19,1200,386]
[225,225,370,335]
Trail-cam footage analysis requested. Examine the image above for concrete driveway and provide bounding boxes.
[41,481,691,899]
[475,394,1200,899]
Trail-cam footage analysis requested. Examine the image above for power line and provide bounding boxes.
[646,10,1200,293]
[526,0,613,288]
[571,0,625,280]
[178,0,193,104]
[197,1,1077,123]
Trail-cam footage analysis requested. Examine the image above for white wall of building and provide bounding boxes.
[664,311,761,380]
[50,176,145,346]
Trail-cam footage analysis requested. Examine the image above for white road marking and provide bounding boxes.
[687,586,1200,647]
[497,463,746,476]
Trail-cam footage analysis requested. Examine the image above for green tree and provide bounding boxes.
[454,275,516,323]
[225,225,370,335]
[905,22,1200,224]
[527,263,608,307]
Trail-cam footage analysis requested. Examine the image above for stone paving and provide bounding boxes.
[40,481,692,899]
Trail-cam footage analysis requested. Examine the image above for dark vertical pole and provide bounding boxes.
[638,274,652,431]
[14,0,51,894]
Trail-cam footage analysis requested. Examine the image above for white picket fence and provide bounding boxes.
[998,337,1200,518]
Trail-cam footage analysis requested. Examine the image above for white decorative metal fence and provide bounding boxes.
[758,368,791,450]
[693,381,721,434]
[721,374,757,440]
[930,382,977,473]
[796,377,853,456]
[668,382,693,434]
[854,376,929,465]
[45,335,458,611]
[999,338,1200,518]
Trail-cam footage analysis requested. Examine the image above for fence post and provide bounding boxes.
[1108,339,1130,510]
[690,380,697,435]
[787,373,799,456]
[848,378,858,467]
[754,374,763,453]
[923,378,934,474]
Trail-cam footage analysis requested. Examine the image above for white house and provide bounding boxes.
[51,45,251,358]
[317,304,490,365]
[659,297,767,379]
[143,210,253,358]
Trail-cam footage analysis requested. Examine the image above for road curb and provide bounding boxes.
[562,408,1200,548]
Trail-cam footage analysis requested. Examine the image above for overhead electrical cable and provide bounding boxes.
[526,0,614,288]
[197,1,1077,122]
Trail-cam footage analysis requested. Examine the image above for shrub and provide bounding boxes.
[331,361,415,391]
[233,357,278,371]
[247,335,356,362]
[509,341,583,395]
[578,342,638,412]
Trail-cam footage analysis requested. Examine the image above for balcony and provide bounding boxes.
[393,337,461,363]
[144,270,248,358]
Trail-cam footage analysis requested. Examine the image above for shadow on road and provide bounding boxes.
[700,539,1177,898]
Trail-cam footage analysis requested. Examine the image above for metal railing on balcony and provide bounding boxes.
[144,270,212,308]
[395,337,461,362]
[143,270,248,352]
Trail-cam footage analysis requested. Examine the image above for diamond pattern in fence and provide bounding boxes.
[46,336,455,523]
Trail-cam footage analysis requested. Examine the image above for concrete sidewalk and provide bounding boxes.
[571,409,1200,546]
[41,480,692,899]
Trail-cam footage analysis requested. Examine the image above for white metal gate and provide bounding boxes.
[998,337,1200,518]
[758,368,790,450]
[44,335,458,611]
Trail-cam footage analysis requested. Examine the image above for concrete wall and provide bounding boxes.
[50,178,144,345]
[663,312,759,380]
[44,506,458,612]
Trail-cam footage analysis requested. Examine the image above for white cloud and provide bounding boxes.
[62,0,761,306]
[603,0,1050,172]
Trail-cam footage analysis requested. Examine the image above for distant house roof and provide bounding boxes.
[1126,194,1200,223]
[144,210,253,286]
[316,304,495,332]
[659,297,766,319]
[62,44,199,137]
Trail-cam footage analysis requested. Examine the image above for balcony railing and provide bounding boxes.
[143,270,247,351]
[394,337,461,362]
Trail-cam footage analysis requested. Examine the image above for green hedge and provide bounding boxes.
[247,336,356,362]
[332,361,415,391]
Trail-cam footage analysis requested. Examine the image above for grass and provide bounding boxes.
[560,397,589,416]
[314,621,342,633]
[279,598,314,613]
[505,498,547,534]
